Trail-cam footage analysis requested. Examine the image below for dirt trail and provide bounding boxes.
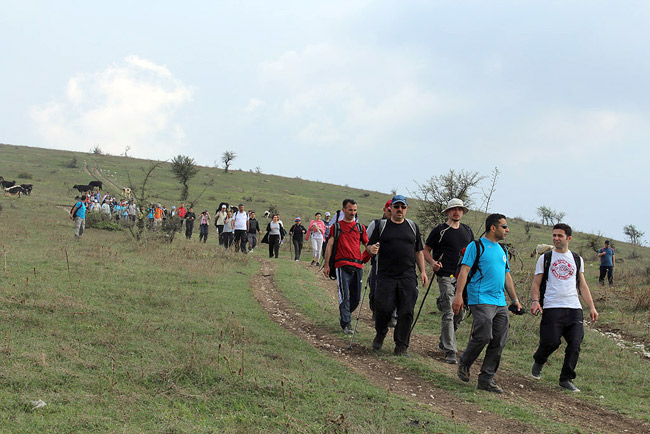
[83,160,123,191]
[252,259,649,434]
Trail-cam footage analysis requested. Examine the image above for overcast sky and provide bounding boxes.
[2,1,648,242]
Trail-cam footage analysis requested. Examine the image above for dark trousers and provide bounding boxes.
[268,234,281,258]
[222,232,233,249]
[234,229,248,253]
[459,305,509,385]
[374,275,418,349]
[533,308,584,382]
[292,238,303,260]
[216,225,225,246]
[185,220,194,239]
[336,266,363,329]
[599,266,614,285]
[199,224,209,243]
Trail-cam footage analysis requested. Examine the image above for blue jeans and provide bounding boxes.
[336,266,363,329]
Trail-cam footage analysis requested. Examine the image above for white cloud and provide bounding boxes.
[243,97,265,113]
[30,55,194,158]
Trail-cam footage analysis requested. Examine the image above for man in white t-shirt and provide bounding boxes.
[529,223,599,392]
[233,203,250,254]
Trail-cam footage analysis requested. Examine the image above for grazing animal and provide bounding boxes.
[89,180,103,190]
[121,187,132,198]
[1,180,16,189]
[531,243,555,257]
[263,210,271,219]
[5,185,27,197]
[72,184,93,193]
[20,184,33,195]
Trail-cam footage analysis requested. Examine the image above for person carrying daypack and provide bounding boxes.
[323,199,369,335]
[70,197,87,239]
[529,223,598,392]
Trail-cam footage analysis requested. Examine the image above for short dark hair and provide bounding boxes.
[315,212,321,217]
[249,210,255,214]
[342,198,357,208]
[553,223,572,237]
[605,240,610,245]
[485,213,506,233]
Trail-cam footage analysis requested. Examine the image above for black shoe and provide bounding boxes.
[372,333,385,351]
[559,380,580,392]
[311,260,315,266]
[531,361,543,379]
[478,380,504,394]
[343,325,354,335]
[316,262,320,267]
[445,352,457,364]
[394,345,408,357]
[457,364,470,382]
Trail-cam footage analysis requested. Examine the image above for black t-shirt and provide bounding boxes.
[368,219,423,278]
[425,223,474,276]
[185,212,196,221]
[289,224,307,240]
[248,218,260,234]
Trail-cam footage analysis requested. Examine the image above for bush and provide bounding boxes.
[86,213,123,231]
[64,157,78,168]
[17,172,33,179]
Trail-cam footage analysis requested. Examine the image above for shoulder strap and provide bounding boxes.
[406,219,416,235]
[469,239,484,280]
[378,219,387,238]
[571,251,582,294]
[539,250,553,307]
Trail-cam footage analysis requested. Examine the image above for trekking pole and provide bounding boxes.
[348,271,370,349]
[410,271,435,336]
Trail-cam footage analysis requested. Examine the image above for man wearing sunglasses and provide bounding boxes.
[367,195,428,356]
[452,213,523,393]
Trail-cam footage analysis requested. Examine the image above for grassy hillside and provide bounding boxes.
[1,143,649,433]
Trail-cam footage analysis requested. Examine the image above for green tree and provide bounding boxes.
[221,151,237,173]
[623,224,644,246]
[170,155,199,201]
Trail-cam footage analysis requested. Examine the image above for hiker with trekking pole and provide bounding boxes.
[366,195,427,356]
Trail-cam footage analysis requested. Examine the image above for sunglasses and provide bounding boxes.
[392,204,407,209]
[500,225,508,229]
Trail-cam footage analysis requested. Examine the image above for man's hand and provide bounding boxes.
[420,272,428,287]
[323,265,330,277]
[367,243,379,255]
[452,293,464,315]
[590,307,599,322]
[431,260,442,272]
[530,300,542,316]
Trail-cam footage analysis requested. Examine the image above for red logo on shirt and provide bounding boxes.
[551,259,574,280]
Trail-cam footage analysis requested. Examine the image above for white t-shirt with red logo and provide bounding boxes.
[534,250,583,309]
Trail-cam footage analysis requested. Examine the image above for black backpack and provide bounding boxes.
[328,221,364,280]
[539,250,581,307]
[454,239,508,307]
[70,201,83,218]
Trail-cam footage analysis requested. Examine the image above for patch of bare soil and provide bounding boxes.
[252,259,649,434]
[83,160,123,191]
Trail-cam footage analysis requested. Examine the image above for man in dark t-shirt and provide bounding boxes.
[367,195,427,356]
[423,198,474,364]
[247,211,261,253]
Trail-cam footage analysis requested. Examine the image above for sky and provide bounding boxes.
[1,1,649,242]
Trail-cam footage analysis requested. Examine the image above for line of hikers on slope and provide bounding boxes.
[321,195,598,395]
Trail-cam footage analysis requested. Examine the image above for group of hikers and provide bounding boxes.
[321,195,598,395]
[70,191,601,394]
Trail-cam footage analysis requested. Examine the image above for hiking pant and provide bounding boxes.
[533,308,584,382]
[437,275,465,355]
[268,234,280,258]
[199,224,209,243]
[222,232,233,249]
[234,229,248,253]
[292,238,303,261]
[336,266,363,329]
[74,217,85,238]
[185,220,194,239]
[599,266,614,285]
[311,236,323,261]
[459,305,509,386]
[216,225,224,246]
[247,233,257,251]
[374,274,418,349]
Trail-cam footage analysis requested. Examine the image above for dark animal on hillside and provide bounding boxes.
[20,184,33,195]
[1,180,16,189]
[231,206,238,214]
[72,184,93,193]
[5,185,27,197]
[89,180,103,190]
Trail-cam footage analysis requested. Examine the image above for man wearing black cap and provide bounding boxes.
[367,195,428,356]
[598,240,615,286]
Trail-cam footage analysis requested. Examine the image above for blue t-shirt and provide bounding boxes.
[74,201,86,219]
[599,247,614,266]
[461,237,510,306]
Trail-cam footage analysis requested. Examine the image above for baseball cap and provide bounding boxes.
[325,212,331,217]
[295,217,301,221]
[384,199,392,209]
[391,195,408,206]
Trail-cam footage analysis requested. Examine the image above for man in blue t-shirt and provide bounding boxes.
[597,240,615,286]
[452,213,522,394]
[70,198,87,239]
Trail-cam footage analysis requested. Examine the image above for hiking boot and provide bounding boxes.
[311,260,315,266]
[372,333,386,351]
[388,317,397,328]
[531,361,543,380]
[559,380,580,392]
[457,364,470,382]
[437,342,445,353]
[394,345,408,357]
[478,380,504,394]
[343,325,354,335]
[316,262,320,267]
[445,352,457,364]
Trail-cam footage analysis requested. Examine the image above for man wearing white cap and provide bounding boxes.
[424,198,474,364]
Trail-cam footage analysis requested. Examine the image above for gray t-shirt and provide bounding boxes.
[269,221,281,235]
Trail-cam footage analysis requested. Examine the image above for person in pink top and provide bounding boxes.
[307,212,327,266]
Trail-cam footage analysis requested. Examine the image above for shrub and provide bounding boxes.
[17,172,33,179]
[86,213,123,231]
[64,157,78,168]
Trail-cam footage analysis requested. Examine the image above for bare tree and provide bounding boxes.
[170,155,199,201]
[480,167,500,213]
[623,224,645,246]
[221,151,237,173]
[91,145,103,155]
[537,205,565,226]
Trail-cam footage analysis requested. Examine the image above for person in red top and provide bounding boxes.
[177,203,187,229]
[323,199,369,335]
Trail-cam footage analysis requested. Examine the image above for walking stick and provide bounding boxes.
[348,271,370,349]
[410,271,435,336]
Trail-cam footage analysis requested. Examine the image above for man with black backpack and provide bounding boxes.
[323,199,369,335]
[70,196,87,239]
[424,198,474,364]
[452,213,522,393]
[530,223,598,392]
[367,195,428,356]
